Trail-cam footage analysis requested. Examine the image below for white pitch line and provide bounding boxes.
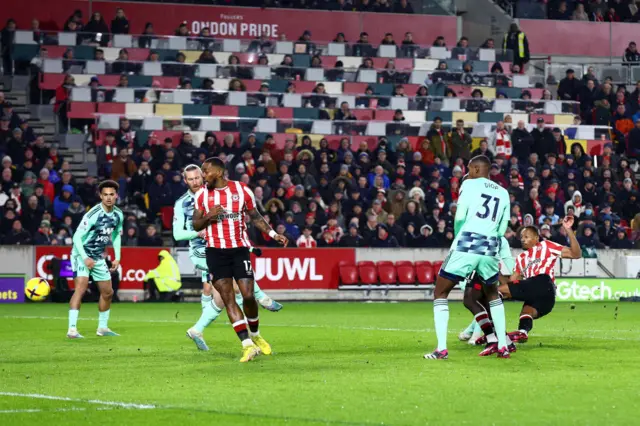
[0,407,116,414]
[1,315,639,341]
[0,392,156,410]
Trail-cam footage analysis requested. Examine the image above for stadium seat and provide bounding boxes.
[433,261,444,273]
[357,261,377,285]
[377,261,397,284]
[339,263,359,285]
[415,263,435,285]
[160,206,174,230]
[396,262,416,285]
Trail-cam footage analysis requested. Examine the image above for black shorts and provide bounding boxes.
[508,274,556,318]
[205,247,254,281]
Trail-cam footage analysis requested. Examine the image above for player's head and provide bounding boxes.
[520,225,540,250]
[468,155,491,179]
[98,180,119,207]
[201,157,226,186]
[183,164,203,192]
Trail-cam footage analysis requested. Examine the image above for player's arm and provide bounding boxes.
[110,212,123,271]
[559,216,582,259]
[241,182,288,247]
[497,196,510,237]
[192,191,223,232]
[172,199,199,241]
[453,185,469,237]
[72,213,95,268]
[247,208,288,246]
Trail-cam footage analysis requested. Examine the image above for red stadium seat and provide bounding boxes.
[97,103,126,114]
[433,261,444,273]
[416,264,434,284]
[414,260,433,268]
[160,206,174,230]
[67,102,96,119]
[396,263,416,284]
[377,263,397,284]
[396,260,413,266]
[377,260,393,266]
[339,264,359,285]
[358,263,377,285]
[357,260,375,267]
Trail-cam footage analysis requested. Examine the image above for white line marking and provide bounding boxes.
[0,407,116,414]
[0,392,156,409]
[2,315,639,341]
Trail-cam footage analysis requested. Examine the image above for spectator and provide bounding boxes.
[83,12,110,46]
[3,219,31,245]
[449,119,472,161]
[565,190,586,217]
[610,227,633,248]
[54,75,74,132]
[550,1,571,20]
[502,23,529,70]
[147,172,172,218]
[572,3,589,20]
[558,69,581,101]
[53,184,75,220]
[394,0,414,13]
[531,118,555,158]
[139,224,163,247]
[489,121,512,159]
[111,147,137,200]
[427,117,452,166]
[339,223,364,247]
[33,220,52,245]
[111,8,130,34]
[1,19,16,76]
[623,41,640,64]
[297,226,317,248]
[371,224,399,247]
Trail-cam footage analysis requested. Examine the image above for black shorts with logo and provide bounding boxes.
[205,247,253,281]
[508,274,556,318]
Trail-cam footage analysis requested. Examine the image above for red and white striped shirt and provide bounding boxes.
[194,180,256,249]
[515,240,564,281]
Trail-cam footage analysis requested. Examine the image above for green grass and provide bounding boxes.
[1,301,639,425]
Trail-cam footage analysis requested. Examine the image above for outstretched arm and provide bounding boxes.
[247,208,288,246]
[560,216,582,259]
[172,201,199,241]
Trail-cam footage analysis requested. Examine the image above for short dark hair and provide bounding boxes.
[470,155,491,167]
[98,179,119,192]
[521,225,540,238]
[204,157,226,170]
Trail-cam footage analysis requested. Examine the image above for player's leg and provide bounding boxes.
[207,248,259,362]
[68,254,90,338]
[510,275,555,343]
[234,248,272,355]
[68,276,89,338]
[478,257,509,358]
[425,251,472,359]
[187,269,224,351]
[254,281,283,312]
[459,285,477,341]
[93,259,119,336]
[232,280,245,309]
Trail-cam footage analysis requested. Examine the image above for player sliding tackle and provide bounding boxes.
[462,217,581,348]
[425,156,511,359]
[193,157,288,362]
[67,180,124,339]
[173,164,283,351]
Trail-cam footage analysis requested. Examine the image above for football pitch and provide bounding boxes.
[1,301,638,425]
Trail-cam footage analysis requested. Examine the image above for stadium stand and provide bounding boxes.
[0,3,638,279]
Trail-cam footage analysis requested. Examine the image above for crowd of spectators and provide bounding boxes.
[504,0,640,22]
[1,5,640,252]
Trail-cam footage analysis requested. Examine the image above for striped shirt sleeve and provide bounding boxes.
[544,240,563,256]
[242,183,256,211]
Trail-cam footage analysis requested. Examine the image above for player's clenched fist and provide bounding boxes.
[274,234,289,247]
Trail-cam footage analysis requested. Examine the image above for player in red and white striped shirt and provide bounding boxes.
[501,215,581,342]
[193,157,288,362]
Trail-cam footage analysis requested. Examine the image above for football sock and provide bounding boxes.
[433,299,449,351]
[201,294,212,310]
[462,321,475,336]
[489,299,507,349]
[232,319,251,345]
[98,310,110,329]
[68,309,79,330]
[474,311,495,337]
[253,282,267,301]
[193,299,222,334]
[247,317,259,336]
[518,315,534,333]
[235,292,244,309]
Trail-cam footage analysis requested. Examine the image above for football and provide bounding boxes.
[25,278,51,302]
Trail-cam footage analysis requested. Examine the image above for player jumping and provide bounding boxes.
[425,156,511,360]
[67,180,123,339]
[193,157,288,362]
[173,164,283,351]
[505,217,581,342]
